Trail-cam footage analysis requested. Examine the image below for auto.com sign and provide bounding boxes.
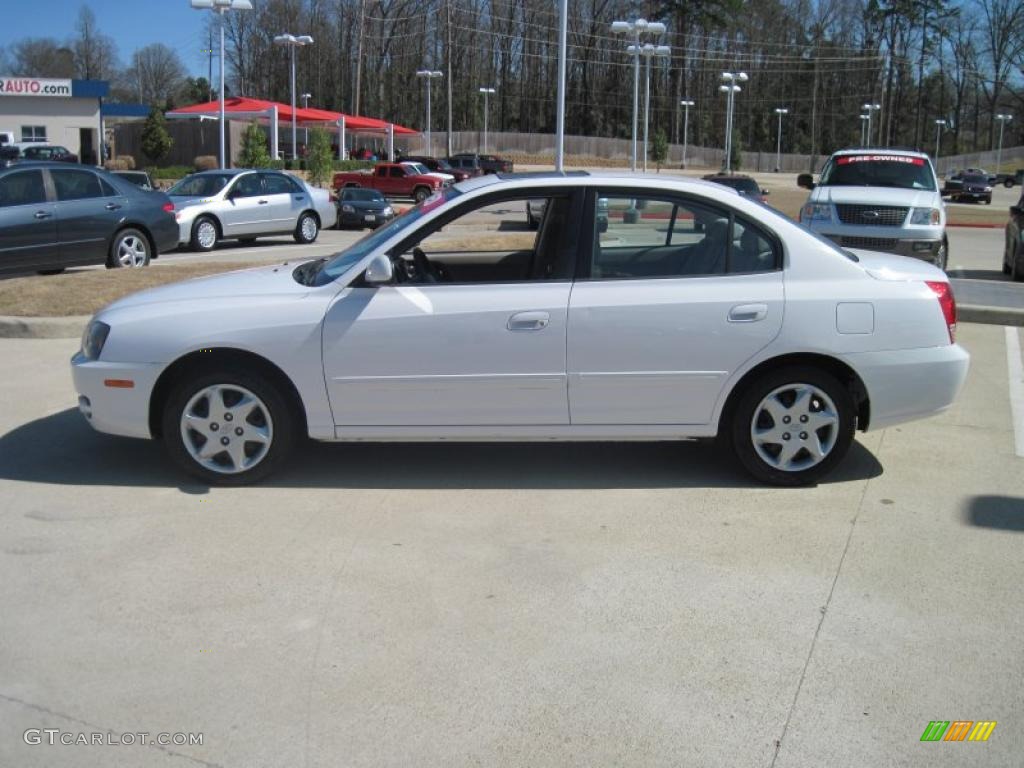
[0,77,72,97]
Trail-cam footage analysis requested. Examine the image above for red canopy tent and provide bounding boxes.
[166,97,417,161]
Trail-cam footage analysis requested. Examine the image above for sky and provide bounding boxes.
[0,0,213,79]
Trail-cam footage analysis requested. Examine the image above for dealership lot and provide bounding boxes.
[0,321,1021,768]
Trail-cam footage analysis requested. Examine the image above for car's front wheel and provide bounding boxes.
[294,212,319,244]
[730,366,855,486]
[108,228,151,268]
[162,370,297,485]
[190,216,219,252]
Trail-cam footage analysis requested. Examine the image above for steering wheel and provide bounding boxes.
[412,247,443,283]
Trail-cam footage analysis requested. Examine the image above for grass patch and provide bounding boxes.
[0,262,267,317]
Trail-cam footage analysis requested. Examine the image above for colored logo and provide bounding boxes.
[920,721,996,742]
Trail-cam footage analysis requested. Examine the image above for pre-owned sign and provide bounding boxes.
[0,78,73,97]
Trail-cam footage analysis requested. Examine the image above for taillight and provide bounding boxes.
[926,280,956,343]
[162,202,174,214]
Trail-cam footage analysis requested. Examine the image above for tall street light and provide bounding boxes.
[416,70,443,155]
[680,99,694,169]
[555,0,567,170]
[774,107,789,172]
[478,87,495,153]
[274,33,314,161]
[189,0,253,169]
[302,92,312,147]
[719,72,747,173]
[611,18,666,172]
[862,103,880,146]
[859,114,870,146]
[995,114,1013,173]
[628,43,670,172]
[933,118,947,164]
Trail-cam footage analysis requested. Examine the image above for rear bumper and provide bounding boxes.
[150,216,180,255]
[839,343,970,431]
[71,353,161,439]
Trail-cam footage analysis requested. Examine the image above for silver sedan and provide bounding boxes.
[168,169,336,252]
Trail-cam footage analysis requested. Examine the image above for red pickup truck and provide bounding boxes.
[333,163,445,202]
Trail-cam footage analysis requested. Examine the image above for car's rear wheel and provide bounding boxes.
[294,212,319,244]
[730,366,855,486]
[190,216,218,252]
[162,370,297,485]
[108,228,151,269]
[413,186,431,203]
[1005,179,1015,188]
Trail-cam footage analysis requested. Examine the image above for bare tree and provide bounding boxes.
[131,44,187,108]
[10,38,75,77]
[72,5,119,80]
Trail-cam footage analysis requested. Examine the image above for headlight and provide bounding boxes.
[800,203,831,222]
[383,206,393,215]
[984,186,993,192]
[81,320,110,361]
[910,207,941,225]
[341,204,354,213]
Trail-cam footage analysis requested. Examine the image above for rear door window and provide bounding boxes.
[52,169,104,201]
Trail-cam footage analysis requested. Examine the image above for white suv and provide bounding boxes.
[797,148,947,270]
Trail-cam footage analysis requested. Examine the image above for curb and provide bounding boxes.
[958,304,1024,327]
[0,315,89,340]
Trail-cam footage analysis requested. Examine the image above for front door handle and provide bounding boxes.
[258,199,269,205]
[105,202,121,211]
[507,311,550,331]
[728,303,768,323]
[34,210,52,219]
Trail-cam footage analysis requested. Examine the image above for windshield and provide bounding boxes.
[713,177,760,196]
[342,188,384,202]
[168,174,233,197]
[434,159,454,170]
[819,154,935,191]
[407,163,431,175]
[315,186,464,285]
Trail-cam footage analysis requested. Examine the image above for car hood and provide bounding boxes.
[848,249,946,281]
[812,186,938,207]
[100,263,312,315]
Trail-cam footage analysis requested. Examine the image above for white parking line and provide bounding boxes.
[1006,326,1024,457]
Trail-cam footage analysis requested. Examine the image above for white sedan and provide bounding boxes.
[71,173,969,486]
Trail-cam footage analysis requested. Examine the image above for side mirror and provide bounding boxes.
[797,173,815,190]
[364,253,394,284]
[761,189,770,196]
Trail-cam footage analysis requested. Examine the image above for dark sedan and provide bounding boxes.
[702,173,769,203]
[403,156,472,182]
[949,173,993,204]
[335,187,395,229]
[0,161,178,275]
[20,145,79,163]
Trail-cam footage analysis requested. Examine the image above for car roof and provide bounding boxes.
[455,170,741,197]
[831,147,930,160]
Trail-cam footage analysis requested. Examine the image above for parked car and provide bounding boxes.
[168,169,336,252]
[449,153,513,174]
[112,170,156,191]
[0,161,177,275]
[798,148,948,269]
[333,162,447,202]
[19,144,79,163]
[400,160,454,186]
[1003,197,1024,281]
[992,169,1024,188]
[336,187,395,229]
[445,155,485,177]
[71,172,968,487]
[403,155,473,182]
[703,173,769,203]
[945,172,993,204]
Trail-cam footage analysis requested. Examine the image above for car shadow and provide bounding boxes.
[0,409,883,492]
[964,495,1024,532]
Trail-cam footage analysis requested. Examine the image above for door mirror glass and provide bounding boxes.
[364,253,394,284]
[797,173,815,189]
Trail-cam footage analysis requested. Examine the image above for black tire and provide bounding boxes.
[413,186,431,203]
[933,239,948,271]
[729,365,856,487]
[985,196,992,205]
[37,268,65,275]
[161,367,298,486]
[1005,179,1015,188]
[107,228,152,269]
[190,216,219,252]
[294,211,319,244]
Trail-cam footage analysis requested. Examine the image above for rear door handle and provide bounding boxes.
[728,303,768,323]
[105,202,121,211]
[34,210,52,219]
[507,311,550,331]
[258,199,269,205]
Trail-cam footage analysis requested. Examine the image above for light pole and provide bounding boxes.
[611,18,666,172]
[862,103,880,146]
[416,70,443,155]
[628,43,670,172]
[478,87,495,153]
[555,0,567,170]
[719,72,747,173]
[774,107,788,172]
[273,33,314,161]
[995,114,1012,173]
[859,114,870,146]
[301,92,312,147]
[189,0,253,169]
[680,99,694,169]
[933,118,947,163]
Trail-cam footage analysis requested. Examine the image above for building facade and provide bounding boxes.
[0,77,109,164]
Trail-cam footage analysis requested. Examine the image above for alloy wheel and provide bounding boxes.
[116,234,148,267]
[750,383,840,473]
[196,220,217,250]
[179,384,274,475]
[300,214,318,241]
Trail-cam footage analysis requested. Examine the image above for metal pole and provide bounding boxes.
[219,10,226,168]
[555,0,567,171]
[682,102,690,169]
[776,111,782,171]
[643,52,651,172]
[725,89,733,173]
[289,46,297,160]
[483,91,489,153]
[631,31,640,171]
[935,122,940,161]
[354,0,366,115]
[425,78,432,155]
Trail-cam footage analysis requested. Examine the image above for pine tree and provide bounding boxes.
[140,109,173,165]
[237,121,271,168]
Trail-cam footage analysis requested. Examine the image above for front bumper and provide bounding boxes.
[71,353,163,439]
[337,209,395,228]
[820,233,943,261]
[840,343,970,431]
